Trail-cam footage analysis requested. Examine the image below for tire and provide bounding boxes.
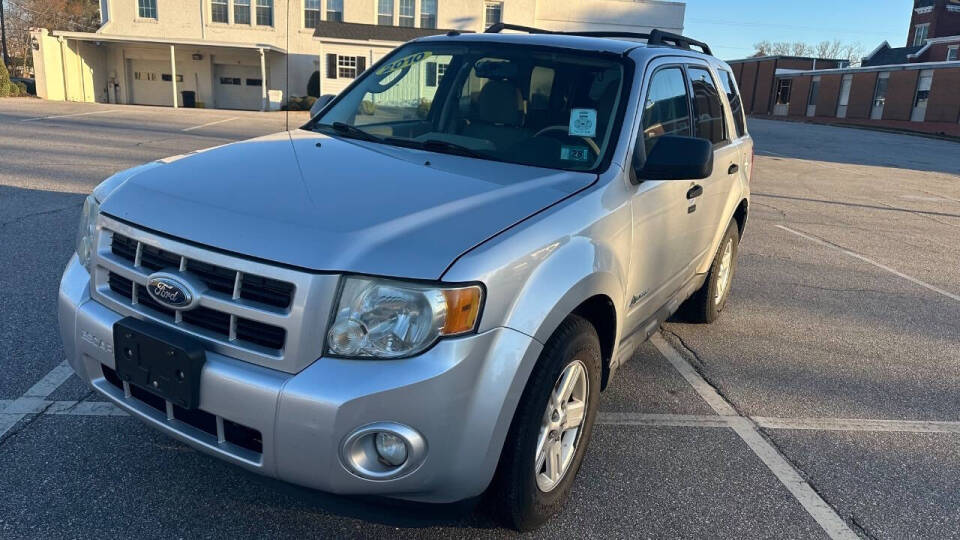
[680,221,740,324]
[491,314,602,531]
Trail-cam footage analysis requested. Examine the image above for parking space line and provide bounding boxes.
[19,109,122,122]
[182,117,239,132]
[0,361,75,440]
[650,333,738,416]
[776,224,960,303]
[597,413,732,428]
[650,333,859,540]
[754,416,960,434]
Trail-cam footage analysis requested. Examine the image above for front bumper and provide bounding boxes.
[59,256,543,502]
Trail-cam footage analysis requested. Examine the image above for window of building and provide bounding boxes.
[378,0,394,25]
[485,1,503,29]
[246,78,263,86]
[913,23,930,46]
[211,0,229,23]
[425,62,450,87]
[161,74,184,82]
[948,46,960,62]
[220,77,242,85]
[138,0,157,19]
[719,70,746,138]
[641,67,691,155]
[327,54,367,79]
[398,0,415,27]
[873,74,889,108]
[326,0,343,23]
[303,0,320,27]
[775,79,792,105]
[836,74,853,118]
[688,67,726,145]
[914,70,934,108]
[808,78,820,106]
[134,72,159,81]
[256,0,274,26]
[421,0,437,28]
[234,0,251,24]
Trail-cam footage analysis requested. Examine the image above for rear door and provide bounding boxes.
[683,62,740,270]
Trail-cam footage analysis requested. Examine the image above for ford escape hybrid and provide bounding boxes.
[60,24,752,530]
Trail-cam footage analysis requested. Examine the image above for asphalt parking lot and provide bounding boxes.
[2,98,959,539]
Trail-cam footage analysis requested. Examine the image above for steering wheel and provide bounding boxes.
[533,125,601,155]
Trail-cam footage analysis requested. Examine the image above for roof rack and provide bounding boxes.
[483,23,712,56]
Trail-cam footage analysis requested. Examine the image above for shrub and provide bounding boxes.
[15,82,28,96]
[307,71,320,97]
[0,63,10,98]
[359,100,376,115]
[417,98,432,119]
[302,96,317,110]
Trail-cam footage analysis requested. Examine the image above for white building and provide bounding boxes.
[31,0,685,111]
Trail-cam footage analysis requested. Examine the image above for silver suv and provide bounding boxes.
[60,24,752,530]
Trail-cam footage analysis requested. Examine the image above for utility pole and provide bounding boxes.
[0,0,11,67]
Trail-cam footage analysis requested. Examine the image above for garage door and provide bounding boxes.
[129,60,181,107]
[214,64,263,110]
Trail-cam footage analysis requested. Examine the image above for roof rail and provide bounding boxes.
[483,23,712,56]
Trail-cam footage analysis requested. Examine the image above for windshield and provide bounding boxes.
[308,42,628,172]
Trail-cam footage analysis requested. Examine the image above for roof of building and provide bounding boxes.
[312,21,465,42]
[726,55,850,65]
[50,30,286,53]
[862,44,925,67]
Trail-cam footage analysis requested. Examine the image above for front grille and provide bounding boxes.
[102,365,263,454]
[92,215,338,373]
[111,233,294,309]
[107,273,286,351]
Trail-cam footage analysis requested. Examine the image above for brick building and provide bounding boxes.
[728,0,960,136]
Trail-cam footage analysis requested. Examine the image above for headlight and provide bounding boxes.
[327,277,483,359]
[76,194,100,270]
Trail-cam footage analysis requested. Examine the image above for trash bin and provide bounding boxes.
[181,90,196,108]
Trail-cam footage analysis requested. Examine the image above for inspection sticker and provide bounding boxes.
[375,51,433,76]
[561,146,590,162]
[568,108,598,137]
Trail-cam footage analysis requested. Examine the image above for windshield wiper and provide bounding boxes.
[386,138,484,159]
[314,122,382,142]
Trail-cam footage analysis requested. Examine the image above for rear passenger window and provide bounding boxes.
[719,70,746,138]
[687,67,726,145]
[641,67,691,155]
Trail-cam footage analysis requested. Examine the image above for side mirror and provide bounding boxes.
[310,94,335,117]
[632,135,713,182]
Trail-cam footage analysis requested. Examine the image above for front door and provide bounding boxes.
[624,62,701,332]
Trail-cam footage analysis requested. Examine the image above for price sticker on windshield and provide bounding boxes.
[568,108,598,137]
[376,51,433,76]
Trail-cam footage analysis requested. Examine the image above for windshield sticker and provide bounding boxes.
[561,146,590,162]
[568,109,598,137]
[375,51,433,76]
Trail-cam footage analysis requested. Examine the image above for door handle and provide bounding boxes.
[728,163,739,175]
[686,185,703,199]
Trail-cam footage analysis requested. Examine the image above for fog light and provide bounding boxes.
[375,432,408,466]
[340,422,427,480]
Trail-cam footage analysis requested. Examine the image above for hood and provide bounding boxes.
[99,130,595,279]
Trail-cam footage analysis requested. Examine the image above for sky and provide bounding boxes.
[682,0,915,61]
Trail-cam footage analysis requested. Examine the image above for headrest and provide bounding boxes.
[476,80,523,126]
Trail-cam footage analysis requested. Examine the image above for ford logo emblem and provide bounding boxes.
[146,273,200,310]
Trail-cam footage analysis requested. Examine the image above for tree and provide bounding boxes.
[752,38,865,66]
[2,0,100,76]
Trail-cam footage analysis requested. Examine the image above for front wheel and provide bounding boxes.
[491,315,602,531]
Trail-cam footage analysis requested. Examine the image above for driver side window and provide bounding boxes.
[640,67,691,155]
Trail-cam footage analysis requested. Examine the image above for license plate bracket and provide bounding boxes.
[113,317,206,409]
